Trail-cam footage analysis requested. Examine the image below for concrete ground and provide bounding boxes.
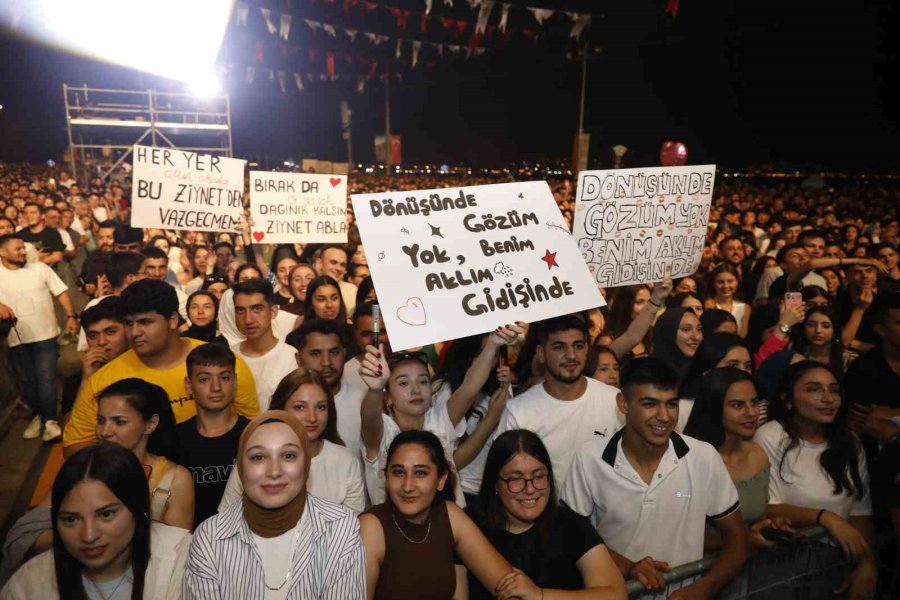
[0,339,80,540]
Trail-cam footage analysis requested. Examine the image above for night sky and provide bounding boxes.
[0,0,896,170]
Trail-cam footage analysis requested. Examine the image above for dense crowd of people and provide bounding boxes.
[0,160,898,599]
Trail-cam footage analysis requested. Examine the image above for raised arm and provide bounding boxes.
[453,365,510,470]
[608,278,671,359]
[359,344,390,460]
[447,323,524,426]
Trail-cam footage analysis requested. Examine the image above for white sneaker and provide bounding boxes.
[42,420,62,443]
[22,416,42,440]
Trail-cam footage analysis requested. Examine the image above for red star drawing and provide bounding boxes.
[541,249,559,270]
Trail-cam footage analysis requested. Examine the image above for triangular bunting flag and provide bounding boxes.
[279,13,292,40]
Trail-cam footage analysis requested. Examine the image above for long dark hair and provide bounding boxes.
[303,275,348,323]
[434,334,503,396]
[476,430,558,540]
[269,368,344,446]
[792,306,845,377]
[52,445,151,600]
[770,361,864,499]
[684,367,755,448]
[385,430,455,504]
[680,333,749,398]
[96,378,179,462]
[600,285,653,352]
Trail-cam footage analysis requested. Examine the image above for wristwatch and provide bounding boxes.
[777,323,791,335]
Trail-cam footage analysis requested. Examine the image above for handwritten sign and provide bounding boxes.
[249,172,348,244]
[573,165,716,287]
[352,181,604,351]
[130,145,245,232]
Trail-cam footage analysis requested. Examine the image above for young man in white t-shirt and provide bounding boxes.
[563,357,749,599]
[230,278,298,410]
[342,301,391,399]
[494,314,620,487]
[290,318,364,457]
[0,235,79,441]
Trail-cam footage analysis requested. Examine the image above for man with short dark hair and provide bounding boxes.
[316,244,357,315]
[342,302,390,398]
[231,278,297,409]
[78,220,118,297]
[75,251,145,352]
[494,314,620,486]
[0,234,78,441]
[141,245,189,318]
[290,318,363,456]
[563,357,749,598]
[177,344,250,524]
[17,203,64,267]
[63,279,260,457]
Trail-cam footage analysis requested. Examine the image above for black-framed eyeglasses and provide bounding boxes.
[499,473,550,494]
[387,351,429,369]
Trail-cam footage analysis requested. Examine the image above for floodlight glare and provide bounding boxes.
[24,1,233,87]
[188,72,223,98]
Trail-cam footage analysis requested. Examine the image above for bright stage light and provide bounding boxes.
[188,72,222,98]
[24,1,233,89]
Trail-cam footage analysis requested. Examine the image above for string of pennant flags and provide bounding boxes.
[237,0,597,42]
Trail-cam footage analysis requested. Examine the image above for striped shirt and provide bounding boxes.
[183,494,366,599]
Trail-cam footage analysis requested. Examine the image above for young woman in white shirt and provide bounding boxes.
[218,368,366,514]
[185,410,365,599]
[705,264,751,338]
[753,360,877,599]
[1,444,191,600]
[358,324,523,505]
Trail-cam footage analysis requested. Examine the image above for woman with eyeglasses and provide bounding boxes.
[358,324,523,506]
[359,430,516,600]
[467,430,626,600]
[753,361,877,599]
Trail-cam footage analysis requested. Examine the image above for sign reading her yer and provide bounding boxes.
[130,145,246,232]
[352,181,604,351]
[573,165,716,288]
[249,172,348,244]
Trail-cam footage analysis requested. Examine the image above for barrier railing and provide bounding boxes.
[625,526,856,599]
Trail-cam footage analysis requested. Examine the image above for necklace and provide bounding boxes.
[85,569,131,600]
[259,521,303,591]
[392,511,431,544]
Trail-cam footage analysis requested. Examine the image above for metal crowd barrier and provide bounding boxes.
[625,526,862,599]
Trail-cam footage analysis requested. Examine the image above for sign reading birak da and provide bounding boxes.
[249,171,348,244]
[130,145,246,232]
[352,181,604,351]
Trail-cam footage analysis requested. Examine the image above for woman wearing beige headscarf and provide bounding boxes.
[183,410,365,599]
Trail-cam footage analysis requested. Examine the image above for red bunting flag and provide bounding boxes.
[327,52,336,77]
[255,40,264,63]
[665,0,680,17]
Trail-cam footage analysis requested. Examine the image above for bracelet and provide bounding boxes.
[648,299,661,308]
[815,509,826,526]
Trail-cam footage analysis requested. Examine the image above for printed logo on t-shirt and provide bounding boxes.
[593,429,608,438]
[674,491,692,499]
[189,462,236,484]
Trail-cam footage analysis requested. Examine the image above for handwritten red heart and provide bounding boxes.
[329,177,341,187]
[253,231,265,242]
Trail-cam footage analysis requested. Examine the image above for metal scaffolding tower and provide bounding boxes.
[63,85,234,181]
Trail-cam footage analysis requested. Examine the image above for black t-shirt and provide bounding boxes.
[17,227,65,254]
[467,504,603,599]
[176,415,249,526]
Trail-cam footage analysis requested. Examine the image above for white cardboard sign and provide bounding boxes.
[351,181,605,351]
[130,145,245,232]
[249,171,348,244]
[573,165,716,288]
